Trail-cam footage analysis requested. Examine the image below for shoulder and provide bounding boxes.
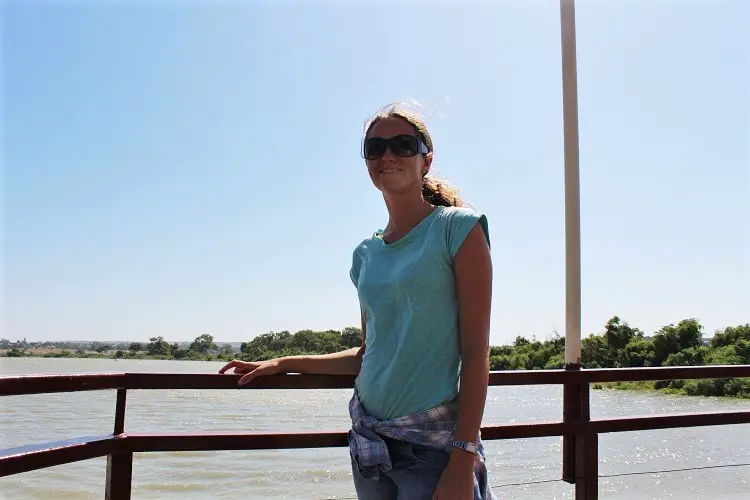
[440,206,487,224]
[351,235,376,260]
[349,236,376,285]
[436,206,491,257]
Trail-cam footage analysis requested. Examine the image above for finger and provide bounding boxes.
[218,360,238,374]
[237,369,257,386]
[218,360,240,374]
[235,362,260,375]
[237,365,269,386]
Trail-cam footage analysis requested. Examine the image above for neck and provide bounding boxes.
[383,193,435,235]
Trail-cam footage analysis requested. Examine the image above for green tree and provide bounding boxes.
[706,345,744,365]
[288,329,343,354]
[736,339,750,364]
[544,353,565,369]
[581,335,609,368]
[218,344,235,356]
[604,316,642,350]
[665,346,709,366]
[94,343,112,353]
[189,334,217,355]
[147,336,171,357]
[710,324,750,348]
[489,355,512,370]
[240,331,294,360]
[622,338,655,367]
[341,327,363,348]
[490,345,513,357]
[513,336,530,347]
[171,343,188,359]
[652,319,703,365]
[289,329,322,352]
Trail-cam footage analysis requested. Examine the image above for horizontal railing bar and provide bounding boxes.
[0,373,358,395]
[482,421,567,439]
[4,408,747,461]
[487,365,750,385]
[1,365,748,396]
[127,422,576,451]
[0,435,118,460]
[125,373,357,390]
[588,410,750,434]
[568,365,750,383]
[2,408,747,476]
[123,410,750,451]
[0,435,121,477]
[126,431,349,452]
[0,373,126,396]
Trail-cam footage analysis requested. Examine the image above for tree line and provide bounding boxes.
[2,333,231,361]
[232,317,749,398]
[489,317,749,398]
[4,317,748,398]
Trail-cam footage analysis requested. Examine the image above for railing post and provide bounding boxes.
[562,377,579,483]
[105,388,132,500]
[563,378,598,498]
[574,383,598,499]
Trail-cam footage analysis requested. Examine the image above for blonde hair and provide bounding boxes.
[363,102,464,208]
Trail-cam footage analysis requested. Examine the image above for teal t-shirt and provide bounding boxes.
[349,206,490,420]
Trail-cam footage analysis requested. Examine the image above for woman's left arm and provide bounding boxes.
[433,222,493,499]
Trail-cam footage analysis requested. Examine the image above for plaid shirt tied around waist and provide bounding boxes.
[347,389,496,500]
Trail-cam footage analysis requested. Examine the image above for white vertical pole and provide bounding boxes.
[560,0,582,367]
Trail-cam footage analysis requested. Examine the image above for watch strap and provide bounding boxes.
[451,440,478,454]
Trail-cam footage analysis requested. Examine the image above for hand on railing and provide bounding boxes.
[219,358,286,386]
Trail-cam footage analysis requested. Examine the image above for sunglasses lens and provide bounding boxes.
[389,135,420,156]
[364,138,387,160]
[364,135,423,160]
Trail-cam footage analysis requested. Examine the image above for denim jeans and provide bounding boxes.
[350,436,450,500]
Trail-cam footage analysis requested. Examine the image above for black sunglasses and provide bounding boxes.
[362,134,430,160]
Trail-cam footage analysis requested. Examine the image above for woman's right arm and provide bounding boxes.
[220,311,367,385]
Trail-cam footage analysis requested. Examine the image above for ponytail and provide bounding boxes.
[421,175,463,207]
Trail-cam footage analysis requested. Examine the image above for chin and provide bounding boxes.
[377,180,418,197]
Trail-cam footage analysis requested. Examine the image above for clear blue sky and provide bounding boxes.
[4,1,748,345]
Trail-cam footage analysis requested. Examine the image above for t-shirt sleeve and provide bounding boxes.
[349,248,362,287]
[446,208,490,258]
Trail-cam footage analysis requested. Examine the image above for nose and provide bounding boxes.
[380,146,398,162]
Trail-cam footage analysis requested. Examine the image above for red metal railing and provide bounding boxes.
[1,365,749,499]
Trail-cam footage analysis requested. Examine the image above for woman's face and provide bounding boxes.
[364,117,431,197]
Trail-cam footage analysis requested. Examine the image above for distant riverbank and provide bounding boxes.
[0,348,225,362]
[4,316,748,399]
[593,380,750,399]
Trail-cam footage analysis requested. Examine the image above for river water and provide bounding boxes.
[0,358,747,499]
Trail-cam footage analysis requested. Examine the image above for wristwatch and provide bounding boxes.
[451,440,478,455]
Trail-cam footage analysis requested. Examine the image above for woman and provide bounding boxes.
[220,103,495,500]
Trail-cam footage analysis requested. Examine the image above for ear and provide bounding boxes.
[422,153,433,177]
